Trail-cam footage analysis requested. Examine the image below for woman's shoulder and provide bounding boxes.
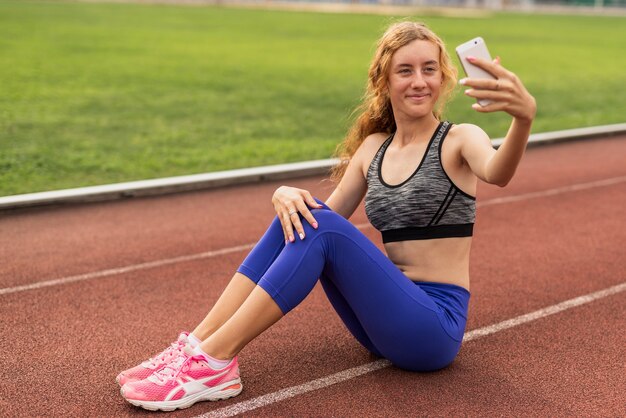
[448,123,490,143]
[363,131,392,146]
[446,123,491,150]
[351,132,392,174]
[354,132,391,158]
[449,123,489,139]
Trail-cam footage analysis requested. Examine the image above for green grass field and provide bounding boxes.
[1,1,625,195]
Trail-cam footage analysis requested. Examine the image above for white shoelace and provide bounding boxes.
[142,338,185,368]
[148,345,196,385]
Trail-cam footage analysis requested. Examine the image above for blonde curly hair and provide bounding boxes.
[330,21,457,183]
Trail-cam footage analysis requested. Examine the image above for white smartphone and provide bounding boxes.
[456,37,496,107]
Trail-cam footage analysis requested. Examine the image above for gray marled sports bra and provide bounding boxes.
[364,121,476,243]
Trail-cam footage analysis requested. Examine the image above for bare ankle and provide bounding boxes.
[191,325,218,342]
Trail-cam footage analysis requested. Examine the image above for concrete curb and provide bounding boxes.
[2,123,625,210]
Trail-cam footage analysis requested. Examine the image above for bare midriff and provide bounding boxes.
[384,237,472,291]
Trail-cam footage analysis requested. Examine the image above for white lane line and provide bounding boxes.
[1,175,625,296]
[462,282,626,341]
[0,244,254,296]
[477,175,626,208]
[201,359,393,418]
[195,282,626,418]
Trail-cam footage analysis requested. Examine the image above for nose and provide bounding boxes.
[410,72,427,89]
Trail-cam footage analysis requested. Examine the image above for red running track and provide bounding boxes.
[1,135,625,417]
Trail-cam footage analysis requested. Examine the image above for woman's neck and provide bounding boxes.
[393,114,440,147]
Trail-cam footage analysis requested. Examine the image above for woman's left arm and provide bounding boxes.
[459,56,537,187]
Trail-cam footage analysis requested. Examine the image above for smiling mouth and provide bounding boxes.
[407,93,430,101]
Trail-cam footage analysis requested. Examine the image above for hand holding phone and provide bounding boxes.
[456,37,496,107]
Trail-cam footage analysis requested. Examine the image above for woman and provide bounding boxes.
[118,21,536,411]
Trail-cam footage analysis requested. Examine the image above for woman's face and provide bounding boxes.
[387,39,443,121]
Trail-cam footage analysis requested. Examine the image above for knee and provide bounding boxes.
[308,208,348,231]
[312,197,331,210]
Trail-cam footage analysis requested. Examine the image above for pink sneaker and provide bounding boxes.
[116,332,190,386]
[121,346,243,411]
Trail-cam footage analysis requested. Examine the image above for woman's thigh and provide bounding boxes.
[312,210,462,371]
[237,205,463,371]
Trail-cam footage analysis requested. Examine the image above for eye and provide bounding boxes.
[423,67,437,73]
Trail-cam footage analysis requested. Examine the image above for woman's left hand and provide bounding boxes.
[460,56,537,123]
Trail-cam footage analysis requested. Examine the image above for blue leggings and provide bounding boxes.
[237,201,470,372]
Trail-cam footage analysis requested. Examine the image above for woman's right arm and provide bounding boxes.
[272,135,377,243]
[324,148,368,219]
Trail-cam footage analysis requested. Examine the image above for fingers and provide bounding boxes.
[459,57,535,120]
[462,77,511,112]
[459,55,513,90]
[287,198,321,242]
[464,55,508,78]
[296,201,319,231]
[289,203,311,242]
[285,206,301,243]
[460,77,503,90]
[464,85,510,102]
[275,203,293,243]
[302,190,322,229]
[464,79,535,119]
[471,101,508,113]
[465,86,511,113]
[273,187,322,244]
[279,207,305,243]
[303,190,323,211]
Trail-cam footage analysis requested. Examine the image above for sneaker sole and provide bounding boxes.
[122,379,243,411]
